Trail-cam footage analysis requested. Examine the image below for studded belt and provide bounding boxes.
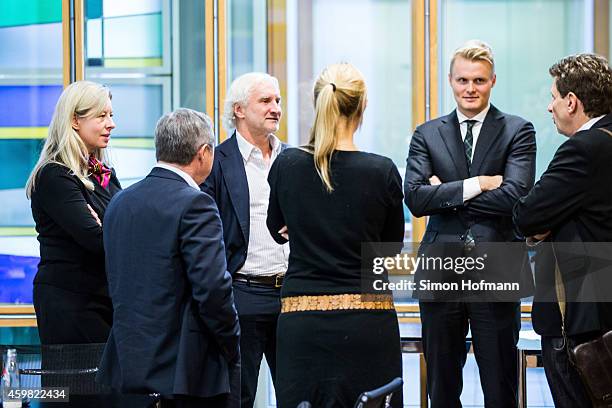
[281,293,394,313]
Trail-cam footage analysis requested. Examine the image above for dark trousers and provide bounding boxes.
[239,313,278,408]
[541,336,592,408]
[232,281,281,408]
[420,301,520,408]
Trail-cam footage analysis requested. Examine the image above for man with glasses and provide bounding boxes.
[99,108,240,408]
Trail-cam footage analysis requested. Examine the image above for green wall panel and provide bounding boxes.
[0,0,61,28]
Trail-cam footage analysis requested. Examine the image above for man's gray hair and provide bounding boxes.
[222,72,280,131]
[155,108,215,165]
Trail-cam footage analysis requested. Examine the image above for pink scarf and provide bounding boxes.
[88,155,112,189]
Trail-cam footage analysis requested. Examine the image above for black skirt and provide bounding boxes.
[33,283,113,344]
[275,309,403,408]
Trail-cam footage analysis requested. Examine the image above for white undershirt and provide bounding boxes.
[155,162,200,190]
[456,105,491,202]
[235,130,289,277]
[577,115,605,132]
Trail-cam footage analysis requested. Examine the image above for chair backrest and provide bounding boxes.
[353,377,403,408]
[4,343,112,395]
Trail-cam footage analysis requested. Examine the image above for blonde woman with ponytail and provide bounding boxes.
[267,63,404,407]
[27,80,121,347]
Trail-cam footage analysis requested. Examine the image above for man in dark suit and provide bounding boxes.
[404,40,536,408]
[201,73,287,408]
[98,108,240,408]
[514,54,612,408]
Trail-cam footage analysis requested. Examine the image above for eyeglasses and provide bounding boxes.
[198,142,215,151]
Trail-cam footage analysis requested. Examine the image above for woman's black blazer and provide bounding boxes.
[31,163,121,296]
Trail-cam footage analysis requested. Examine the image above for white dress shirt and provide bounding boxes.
[456,104,491,202]
[235,131,289,277]
[577,115,605,132]
[155,162,200,190]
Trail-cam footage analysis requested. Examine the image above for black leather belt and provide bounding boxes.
[234,273,284,288]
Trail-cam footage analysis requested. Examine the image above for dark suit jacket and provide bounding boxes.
[514,113,612,336]
[31,162,121,296]
[405,105,536,299]
[97,167,240,399]
[201,133,287,275]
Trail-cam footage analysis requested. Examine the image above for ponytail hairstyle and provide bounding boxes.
[308,63,367,192]
[26,81,112,198]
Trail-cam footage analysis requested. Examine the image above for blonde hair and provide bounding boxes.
[308,63,367,192]
[26,81,112,198]
[450,39,495,75]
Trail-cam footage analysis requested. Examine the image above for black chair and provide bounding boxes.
[2,343,156,407]
[353,377,403,408]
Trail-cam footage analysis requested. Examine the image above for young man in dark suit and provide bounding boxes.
[404,40,536,408]
[201,73,287,408]
[514,53,612,408]
[98,108,240,408]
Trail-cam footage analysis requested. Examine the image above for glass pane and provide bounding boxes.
[0,254,38,304]
[178,0,206,110]
[0,139,45,227]
[102,0,162,17]
[0,0,62,303]
[106,84,163,137]
[103,15,163,61]
[0,0,61,27]
[440,0,589,177]
[286,0,412,167]
[111,147,158,187]
[227,0,267,83]
[0,23,62,70]
[0,85,62,127]
[85,1,164,68]
[84,0,208,188]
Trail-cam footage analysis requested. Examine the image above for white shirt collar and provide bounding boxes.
[235,130,282,162]
[577,115,605,132]
[155,162,200,190]
[456,104,491,124]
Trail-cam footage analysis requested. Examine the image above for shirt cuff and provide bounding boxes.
[463,177,482,202]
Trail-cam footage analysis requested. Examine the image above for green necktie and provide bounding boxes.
[464,120,476,167]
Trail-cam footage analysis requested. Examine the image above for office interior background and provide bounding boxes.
[0,0,610,406]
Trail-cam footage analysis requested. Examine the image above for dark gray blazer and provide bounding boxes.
[514,113,612,336]
[405,105,537,299]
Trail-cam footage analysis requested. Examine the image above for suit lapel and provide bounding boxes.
[471,105,504,175]
[438,111,470,178]
[219,134,250,243]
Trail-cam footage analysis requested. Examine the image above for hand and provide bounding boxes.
[87,204,102,227]
[429,175,442,185]
[533,231,551,241]
[278,225,289,240]
[478,175,503,191]
[526,231,551,247]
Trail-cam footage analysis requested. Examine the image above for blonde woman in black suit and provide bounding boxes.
[26,81,121,345]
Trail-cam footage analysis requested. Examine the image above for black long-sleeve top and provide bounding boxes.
[267,148,405,297]
[31,162,121,295]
